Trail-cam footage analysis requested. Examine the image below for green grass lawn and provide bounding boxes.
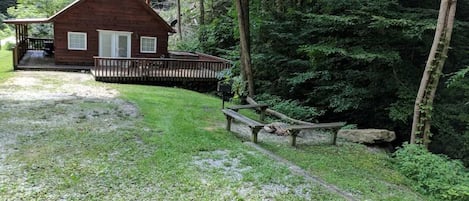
[0,68,428,200]
[101,84,347,200]
[0,48,13,81]
[115,84,428,200]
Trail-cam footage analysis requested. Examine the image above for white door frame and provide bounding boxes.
[97,29,132,58]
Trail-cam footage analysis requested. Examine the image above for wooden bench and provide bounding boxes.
[222,109,264,143]
[228,104,269,121]
[286,122,346,146]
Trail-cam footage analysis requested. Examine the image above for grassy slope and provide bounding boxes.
[112,84,344,200]
[115,84,428,201]
[0,48,13,81]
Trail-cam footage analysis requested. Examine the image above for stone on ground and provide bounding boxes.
[338,129,396,144]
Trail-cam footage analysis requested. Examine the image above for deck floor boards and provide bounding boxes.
[18,50,91,71]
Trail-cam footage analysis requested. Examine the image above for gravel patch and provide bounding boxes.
[192,149,340,200]
[0,71,147,199]
[230,121,334,145]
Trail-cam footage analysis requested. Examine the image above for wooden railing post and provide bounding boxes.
[13,46,18,70]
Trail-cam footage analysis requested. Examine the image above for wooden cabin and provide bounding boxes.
[4,0,231,82]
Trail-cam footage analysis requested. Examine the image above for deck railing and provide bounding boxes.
[13,40,28,69]
[27,38,53,50]
[12,38,53,68]
[93,57,231,82]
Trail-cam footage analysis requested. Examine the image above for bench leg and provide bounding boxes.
[260,108,266,122]
[252,127,261,143]
[226,116,232,131]
[290,130,300,147]
[331,128,339,145]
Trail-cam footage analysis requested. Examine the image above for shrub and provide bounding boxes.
[3,41,15,50]
[255,93,324,122]
[393,143,469,200]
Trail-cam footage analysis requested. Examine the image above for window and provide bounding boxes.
[68,32,87,50]
[140,36,157,53]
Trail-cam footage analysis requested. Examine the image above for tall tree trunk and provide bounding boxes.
[411,0,457,145]
[177,0,182,40]
[199,0,205,25]
[235,0,255,96]
[199,0,205,45]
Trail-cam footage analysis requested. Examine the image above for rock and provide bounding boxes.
[338,129,396,144]
[263,122,290,136]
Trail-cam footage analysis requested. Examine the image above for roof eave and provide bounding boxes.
[3,18,50,24]
[47,0,82,22]
[143,2,176,33]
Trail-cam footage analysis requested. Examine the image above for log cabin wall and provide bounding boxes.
[53,0,170,65]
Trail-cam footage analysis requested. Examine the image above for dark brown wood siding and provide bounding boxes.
[53,0,170,65]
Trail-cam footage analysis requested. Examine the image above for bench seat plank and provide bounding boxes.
[228,104,269,121]
[222,109,263,128]
[286,122,346,130]
[228,104,269,110]
[222,109,264,143]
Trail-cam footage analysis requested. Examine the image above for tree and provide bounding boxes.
[199,0,205,25]
[0,0,16,16]
[235,0,255,96]
[411,0,457,145]
[177,0,182,40]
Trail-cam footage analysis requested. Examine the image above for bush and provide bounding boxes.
[255,93,324,122]
[393,143,469,200]
[3,41,14,51]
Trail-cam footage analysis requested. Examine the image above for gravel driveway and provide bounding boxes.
[0,71,145,199]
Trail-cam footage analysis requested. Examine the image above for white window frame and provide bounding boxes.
[140,36,157,53]
[67,32,87,50]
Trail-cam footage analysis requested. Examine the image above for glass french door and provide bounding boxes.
[98,30,131,58]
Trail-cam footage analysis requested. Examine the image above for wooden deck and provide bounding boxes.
[13,38,231,82]
[17,50,91,71]
[92,56,231,82]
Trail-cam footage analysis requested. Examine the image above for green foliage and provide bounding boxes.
[190,0,469,165]
[394,143,469,200]
[0,13,13,38]
[263,142,428,200]
[0,0,15,16]
[230,75,247,100]
[6,0,73,38]
[2,41,14,50]
[256,93,323,122]
[446,66,469,88]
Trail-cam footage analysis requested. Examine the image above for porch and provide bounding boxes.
[17,49,92,71]
[92,52,231,83]
[15,48,230,82]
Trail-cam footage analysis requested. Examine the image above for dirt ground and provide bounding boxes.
[230,122,336,146]
[0,71,144,199]
[0,71,138,156]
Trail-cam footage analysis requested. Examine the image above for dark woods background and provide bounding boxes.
[195,0,469,166]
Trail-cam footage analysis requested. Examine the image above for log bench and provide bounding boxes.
[222,109,264,143]
[228,104,269,121]
[286,122,346,146]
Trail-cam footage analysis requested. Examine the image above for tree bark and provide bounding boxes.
[411,0,457,145]
[235,0,255,96]
[177,0,182,40]
[200,0,205,25]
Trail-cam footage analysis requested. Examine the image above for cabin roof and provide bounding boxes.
[3,0,176,33]
[3,18,49,24]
